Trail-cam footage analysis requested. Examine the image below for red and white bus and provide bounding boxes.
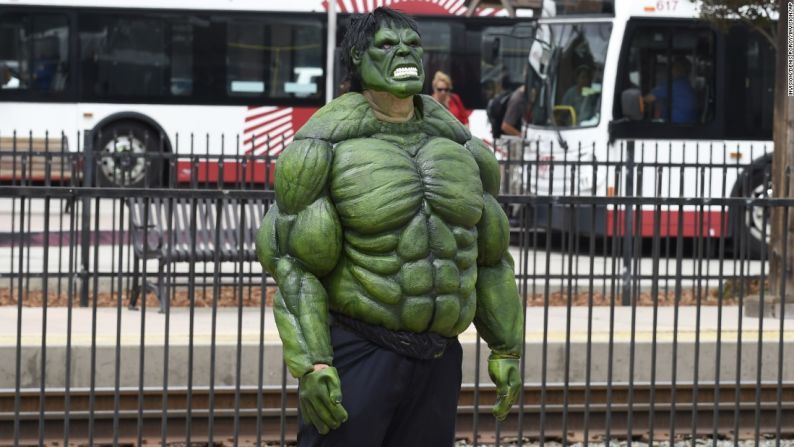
[0,0,535,187]
[513,0,775,254]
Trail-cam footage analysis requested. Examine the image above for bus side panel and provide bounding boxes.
[79,103,318,185]
[606,207,728,238]
[0,102,79,182]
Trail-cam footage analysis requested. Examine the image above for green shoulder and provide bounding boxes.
[294,92,472,143]
[464,137,500,196]
[293,92,380,143]
[418,94,471,144]
[275,138,333,215]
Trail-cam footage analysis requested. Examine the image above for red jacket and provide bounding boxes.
[447,93,471,126]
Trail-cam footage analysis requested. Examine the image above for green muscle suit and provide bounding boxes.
[256,10,523,436]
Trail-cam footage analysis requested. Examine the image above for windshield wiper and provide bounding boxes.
[544,46,569,151]
[523,26,568,151]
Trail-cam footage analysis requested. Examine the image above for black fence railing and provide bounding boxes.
[0,131,792,446]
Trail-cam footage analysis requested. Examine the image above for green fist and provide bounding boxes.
[298,367,349,434]
[488,356,521,421]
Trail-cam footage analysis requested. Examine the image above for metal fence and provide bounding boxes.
[0,130,792,446]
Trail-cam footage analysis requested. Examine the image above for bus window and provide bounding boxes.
[227,21,267,96]
[530,22,611,128]
[226,17,323,100]
[420,20,453,95]
[619,26,715,126]
[724,26,774,140]
[79,14,191,99]
[170,23,194,97]
[480,25,532,105]
[550,0,615,15]
[0,13,69,94]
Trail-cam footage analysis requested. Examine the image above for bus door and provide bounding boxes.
[609,18,774,248]
[609,19,722,239]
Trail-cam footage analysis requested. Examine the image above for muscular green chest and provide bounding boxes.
[329,136,484,233]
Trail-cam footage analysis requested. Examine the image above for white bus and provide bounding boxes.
[0,0,534,187]
[515,0,774,255]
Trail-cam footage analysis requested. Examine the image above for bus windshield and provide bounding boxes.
[530,22,612,129]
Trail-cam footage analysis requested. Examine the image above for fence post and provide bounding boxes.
[79,129,94,307]
[621,140,635,306]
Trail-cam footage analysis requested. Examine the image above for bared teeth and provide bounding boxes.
[392,66,418,79]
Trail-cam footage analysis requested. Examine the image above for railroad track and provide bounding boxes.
[2,383,793,445]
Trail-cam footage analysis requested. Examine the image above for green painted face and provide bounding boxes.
[352,23,424,98]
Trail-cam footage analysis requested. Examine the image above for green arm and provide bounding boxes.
[257,137,349,434]
[473,194,522,356]
[466,137,523,355]
[256,138,342,378]
[466,137,524,420]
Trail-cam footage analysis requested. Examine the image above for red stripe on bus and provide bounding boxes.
[606,209,728,238]
[244,124,293,151]
[243,114,292,138]
[176,160,277,185]
[244,107,291,124]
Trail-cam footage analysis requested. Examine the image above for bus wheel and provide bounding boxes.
[95,122,165,188]
[732,161,772,259]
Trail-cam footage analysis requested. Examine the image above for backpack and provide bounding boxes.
[486,90,513,140]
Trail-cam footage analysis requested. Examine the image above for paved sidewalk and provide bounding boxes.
[1,305,791,390]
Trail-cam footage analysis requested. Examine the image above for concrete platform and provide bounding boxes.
[1,305,792,391]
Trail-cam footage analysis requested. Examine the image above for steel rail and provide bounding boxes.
[2,383,792,445]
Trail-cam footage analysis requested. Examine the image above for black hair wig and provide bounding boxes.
[340,7,421,92]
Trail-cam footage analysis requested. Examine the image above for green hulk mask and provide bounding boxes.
[256,7,524,437]
[353,25,424,98]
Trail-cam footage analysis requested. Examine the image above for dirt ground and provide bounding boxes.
[0,277,765,308]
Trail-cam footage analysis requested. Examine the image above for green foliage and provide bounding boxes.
[695,0,777,47]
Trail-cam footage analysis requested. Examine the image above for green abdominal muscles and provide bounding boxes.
[325,212,479,337]
[322,135,486,337]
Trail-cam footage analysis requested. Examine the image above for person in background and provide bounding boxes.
[501,85,536,137]
[431,70,471,126]
[644,57,697,124]
[560,65,594,124]
[500,86,525,137]
[1,63,20,89]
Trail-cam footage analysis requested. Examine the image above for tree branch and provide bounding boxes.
[752,3,778,44]
[700,0,778,50]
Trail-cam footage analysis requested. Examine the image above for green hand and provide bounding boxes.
[298,367,349,434]
[488,356,521,421]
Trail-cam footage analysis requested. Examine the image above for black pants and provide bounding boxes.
[297,324,463,447]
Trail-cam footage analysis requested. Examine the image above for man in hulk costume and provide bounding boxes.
[256,7,523,446]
